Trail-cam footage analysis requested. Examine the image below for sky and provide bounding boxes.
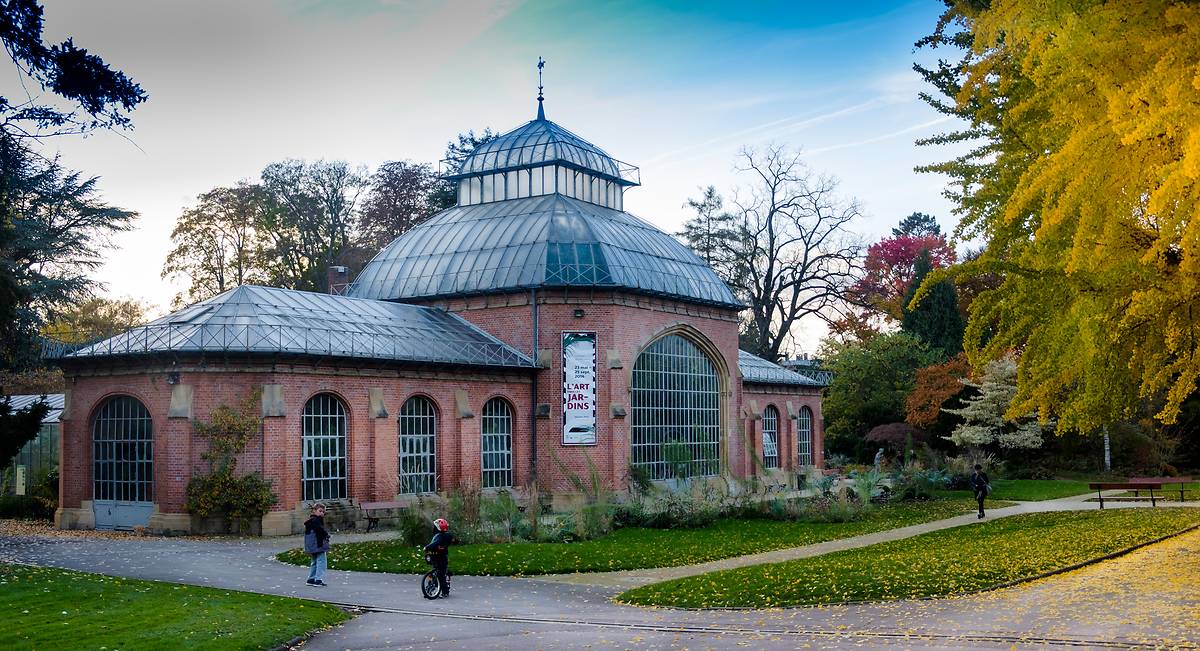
[15,0,961,354]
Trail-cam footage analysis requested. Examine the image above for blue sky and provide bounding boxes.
[22,0,959,351]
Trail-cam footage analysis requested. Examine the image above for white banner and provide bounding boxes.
[562,331,597,445]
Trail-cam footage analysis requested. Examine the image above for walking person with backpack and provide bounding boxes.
[304,503,331,586]
[971,464,991,519]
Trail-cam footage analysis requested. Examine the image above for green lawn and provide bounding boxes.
[277,499,1007,576]
[617,508,1200,608]
[935,478,1093,501]
[1114,483,1200,501]
[0,564,348,650]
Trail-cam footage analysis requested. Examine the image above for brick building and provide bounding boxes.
[55,100,826,535]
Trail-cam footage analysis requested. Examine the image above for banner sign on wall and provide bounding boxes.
[562,331,597,445]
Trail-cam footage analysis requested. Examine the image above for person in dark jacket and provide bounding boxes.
[304,503,331,586]
[971,464,991,519]
[424,518,454,596]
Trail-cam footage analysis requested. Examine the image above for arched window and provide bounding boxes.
[399,396,437,494]
[481,398,512,489]
[762,406,780,469]
[631,334,721,480]
[93,396,153,504]
[302,393,347,501]
[797,406,814,467]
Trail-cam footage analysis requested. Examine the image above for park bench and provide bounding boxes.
[1089,481,1162,509]
[1130,476,1193,502]
[359,500,406,533]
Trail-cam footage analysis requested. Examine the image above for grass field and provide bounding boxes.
[936,479,1093,501]
[616,508,1200,608]
[0,564,348,650]
[1113,483,1200,501]
[278,499,1009,576]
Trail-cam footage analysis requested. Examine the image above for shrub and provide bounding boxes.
[890,467,949,501]
[185,469,276,533]
[447,485,483,543]
[943,452,1003,488]
[184,391,276,533]
[26,467,58,506]
[824,453,851,470]
[848,469,885,505]
[480,490,525,541]
[0,494,55,519]
[555,453,617,541]
[393,504,433,547]
[866,423,928,453]
[797,491,865,523]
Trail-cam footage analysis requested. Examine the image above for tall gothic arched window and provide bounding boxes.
[631,334,721,480]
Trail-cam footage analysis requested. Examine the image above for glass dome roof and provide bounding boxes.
[347,193,742,308]
[445,117,640,186]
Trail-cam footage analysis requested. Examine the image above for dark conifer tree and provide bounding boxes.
[901,249,964,356]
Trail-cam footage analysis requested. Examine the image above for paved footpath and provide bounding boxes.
[537,491,1194,589]
[3,494,1198,650]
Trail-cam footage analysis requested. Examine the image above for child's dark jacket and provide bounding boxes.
[303,515,330,554]
[425,531,454,558]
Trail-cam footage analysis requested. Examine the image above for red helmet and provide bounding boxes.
[434,518,449,532]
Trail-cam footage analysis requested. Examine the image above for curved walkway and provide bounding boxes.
[2,493,1197,650]
[536,490,1198,589]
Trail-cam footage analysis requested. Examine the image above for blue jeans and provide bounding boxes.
[308,552,327,582]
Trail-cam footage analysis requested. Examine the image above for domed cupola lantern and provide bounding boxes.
[440,60,640,210]
[348,62,740,308]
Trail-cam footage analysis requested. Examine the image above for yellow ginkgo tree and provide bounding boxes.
[917,0,1200,431]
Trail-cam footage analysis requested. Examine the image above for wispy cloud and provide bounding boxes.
[806,116,954,155]
[644,97,886,167]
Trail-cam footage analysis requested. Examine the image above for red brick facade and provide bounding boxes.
[57,289,824,534]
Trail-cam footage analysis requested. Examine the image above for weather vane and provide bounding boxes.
[537,57,545,102]
[536,56,546,120]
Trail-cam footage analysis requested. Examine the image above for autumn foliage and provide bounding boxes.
[851,234,955,322]
[905,353,972,429]
[919,1,1200,430]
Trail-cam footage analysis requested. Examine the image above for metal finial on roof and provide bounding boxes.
[536,56,546,120]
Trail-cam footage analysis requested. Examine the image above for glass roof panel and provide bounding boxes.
[738,350,826,386]
[67,286,534,368]
[348,194,741,307]
[446,118,637,186]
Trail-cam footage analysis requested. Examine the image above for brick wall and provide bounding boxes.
[740,384,826,475]
[59,288,826,531]
[60,364,531,518]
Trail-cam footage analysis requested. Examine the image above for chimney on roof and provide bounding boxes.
[327,266,349,295]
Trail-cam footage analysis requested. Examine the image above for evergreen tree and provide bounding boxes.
[0,395,48,473]
[677,185,736,270]
[902,249,964,355]
[943,354,1049,449]
[891,212,942,238]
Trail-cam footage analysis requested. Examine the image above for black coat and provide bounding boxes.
[425,531,454,558]
[304,515,329,548]
[971,471,990,494]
